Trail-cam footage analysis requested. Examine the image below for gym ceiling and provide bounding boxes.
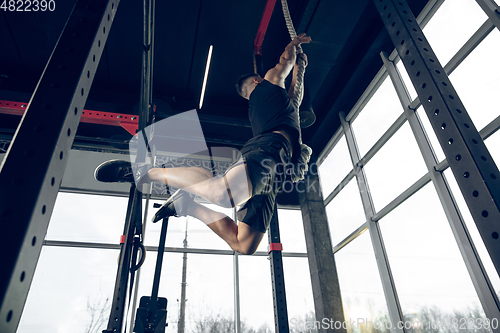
[0,0,429,160]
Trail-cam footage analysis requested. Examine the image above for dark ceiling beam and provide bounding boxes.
[311,0,378,119]
[197,113,250,128]
[87,88,252,128]
[158,97,251,127]
[0,130,246,155]
[0,88,251,128]
[296,0,320,34]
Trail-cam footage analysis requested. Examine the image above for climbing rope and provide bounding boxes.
[281,0,312,183]
[281,0,306,113]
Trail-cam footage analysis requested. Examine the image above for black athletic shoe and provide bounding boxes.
[94,159,151,184]
[152,189,193,222]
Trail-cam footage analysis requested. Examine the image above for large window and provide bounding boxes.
[317,0,500,330]
[334,232,390,328]
[20,190,312,332]
[379,183,486,319]
[18,246,119,333]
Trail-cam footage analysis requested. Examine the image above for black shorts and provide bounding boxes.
[225,132,292,233]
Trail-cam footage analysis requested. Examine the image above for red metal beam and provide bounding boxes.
[0,100,139,135]
[254,0,277,56]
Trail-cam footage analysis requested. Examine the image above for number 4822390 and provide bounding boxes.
[1,0,56,11]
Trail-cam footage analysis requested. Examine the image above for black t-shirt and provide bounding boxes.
[248,79,301,157]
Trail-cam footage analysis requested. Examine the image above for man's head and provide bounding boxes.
[235,73,263,100]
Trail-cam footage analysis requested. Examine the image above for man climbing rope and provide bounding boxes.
[95,33,311,255]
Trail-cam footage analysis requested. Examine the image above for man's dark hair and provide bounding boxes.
[235,73,259,97]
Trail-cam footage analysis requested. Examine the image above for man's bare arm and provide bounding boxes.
[265,33,311,88]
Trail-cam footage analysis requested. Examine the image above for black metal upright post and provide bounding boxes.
[149,217,168,323]
[104,0,156,331]
[0,1,120,332]
[103,185,143,333]
[140,0,155,132]
[133,212,168,333]
[268,204,289,332]
[372,0,500,276]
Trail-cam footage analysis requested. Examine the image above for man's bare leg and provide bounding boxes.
[146,164,252,208]
[146,166,213,189]
[146,164,262,253]
[186,201,265,255]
